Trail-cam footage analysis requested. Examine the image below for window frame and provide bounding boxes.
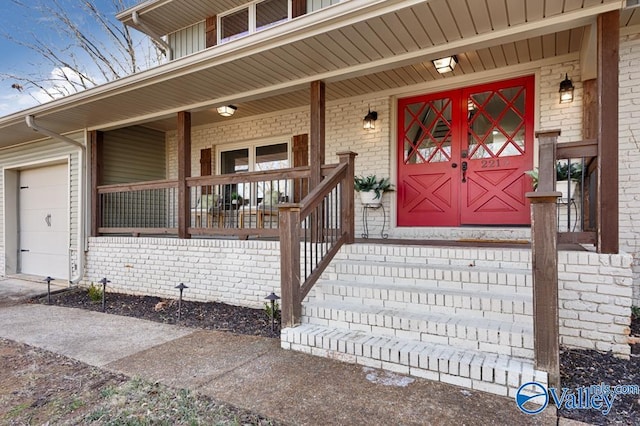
[218,0,291,44]
[216,136,292,205]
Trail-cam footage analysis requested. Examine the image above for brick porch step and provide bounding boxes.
[281,323,547,397]
[301,299,534,359]
[308,280,533,323]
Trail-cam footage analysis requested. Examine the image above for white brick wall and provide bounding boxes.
[539,60,583,143]
[619,33,640,305]
[86,237,281,308]
[558,250,633,357]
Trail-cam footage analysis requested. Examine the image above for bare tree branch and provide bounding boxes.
[1,0,162,102]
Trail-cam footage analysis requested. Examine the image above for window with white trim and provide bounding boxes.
[217,139,291,205]
[219,0,290,44]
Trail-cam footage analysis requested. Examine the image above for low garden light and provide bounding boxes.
[44,276,53,304]
[99,277,110,312]
[265,292,281,331]
[175,283,189,321]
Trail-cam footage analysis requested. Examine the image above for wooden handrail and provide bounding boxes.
[280,151,357,327]
[97,179,178,194]
[556,139,597,159]
[186,166,313,187]
[300,162,347,217]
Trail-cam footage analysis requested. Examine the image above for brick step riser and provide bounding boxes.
[282,325,547,397]
[332,248,532,270]
[324,266,532,289]
[300,311,534,359]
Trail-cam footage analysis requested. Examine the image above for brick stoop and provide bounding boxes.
[281,243,549,397]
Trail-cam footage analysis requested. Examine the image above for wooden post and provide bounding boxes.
[582,79,597,232]
[177,111,192,239]
[528,130,561,389]
[279,204,301,327]
[310,81,325,242]
[337,151,357,244]
[90,130,103,237]
[597,10,619,254]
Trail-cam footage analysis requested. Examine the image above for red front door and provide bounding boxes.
[397,76,534,227]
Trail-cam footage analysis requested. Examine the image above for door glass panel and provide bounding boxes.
[467,85,526,159]
[403,98,452,164]
[256,143,289,202]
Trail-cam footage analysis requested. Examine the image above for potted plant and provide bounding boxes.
[354,175,392,207]
[525,162,582,200]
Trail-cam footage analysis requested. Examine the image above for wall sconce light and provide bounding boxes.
[559,74,574,104]
[432,55,458,74]
[363,107,378,130]
[217,105,237,117]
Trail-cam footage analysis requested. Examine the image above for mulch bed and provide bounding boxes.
[31,288,640,424]
[31,288,280,338]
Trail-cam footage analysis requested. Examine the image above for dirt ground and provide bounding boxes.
[0,338,280,425]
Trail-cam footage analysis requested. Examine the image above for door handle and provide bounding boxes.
[45,214,52,227]
[461,161,468,183]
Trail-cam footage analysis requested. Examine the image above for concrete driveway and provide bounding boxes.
[0,276,67,307]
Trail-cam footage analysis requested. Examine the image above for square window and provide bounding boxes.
[221,8,249,42]
[256,0,288,31]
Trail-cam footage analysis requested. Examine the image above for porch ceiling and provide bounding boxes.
[0,0,635,147]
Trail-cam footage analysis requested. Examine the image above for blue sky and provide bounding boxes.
[0,0,142,117]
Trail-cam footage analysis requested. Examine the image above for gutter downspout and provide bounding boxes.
[132,11,172,60]
[25,115,86,285]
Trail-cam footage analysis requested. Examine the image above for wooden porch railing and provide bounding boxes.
[97,179,179,235]
[280,151,357,327]
[97,167,319,237]
[527,130,603,389]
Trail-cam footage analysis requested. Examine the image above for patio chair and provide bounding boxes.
[193,193,224,228]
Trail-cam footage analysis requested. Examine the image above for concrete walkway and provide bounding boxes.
[0,279,573,425]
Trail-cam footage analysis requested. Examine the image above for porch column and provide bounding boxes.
[177,111,192,239]
[310,80,325,189]
[90,130,103,237]
[310,81,325,242]
[527,130,561,389]
[596,10,619,254]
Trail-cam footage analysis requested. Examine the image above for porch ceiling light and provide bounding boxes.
[363,107,378,130]
[432,55,458,74]
[559,74,574,104]
[217,105,237,117]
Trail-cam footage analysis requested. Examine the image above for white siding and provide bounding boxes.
[168,21,206,59]
[103,126,166,185]
[0,135,83,277]
[308,0,342,12]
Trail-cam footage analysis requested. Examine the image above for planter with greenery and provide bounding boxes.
[525,162,582,199]
[354,175,392,207]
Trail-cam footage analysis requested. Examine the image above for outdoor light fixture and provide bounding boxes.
[217,105,237,117]
[265,292,281,331]
[175,283,189,321]
[432,55,458,74]
[363,107,378,130]
[559,74,575,104]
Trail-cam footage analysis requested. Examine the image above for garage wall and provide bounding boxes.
[0,134,83,277]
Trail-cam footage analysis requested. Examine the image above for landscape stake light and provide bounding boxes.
[265,292,281,331]
[44,276,53,304]
[99,277,110,312]
[175,283,189,321]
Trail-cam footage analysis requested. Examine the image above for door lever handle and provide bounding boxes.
[461,161,468,183]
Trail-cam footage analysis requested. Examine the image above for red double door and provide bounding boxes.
[397,76,534,227]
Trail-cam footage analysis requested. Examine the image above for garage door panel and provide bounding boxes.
[20,186,68,210]
[21,253,68,280]
[19,208,68,234]
[19,164,69,280]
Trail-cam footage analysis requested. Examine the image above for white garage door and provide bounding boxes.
[19,163,69,280]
